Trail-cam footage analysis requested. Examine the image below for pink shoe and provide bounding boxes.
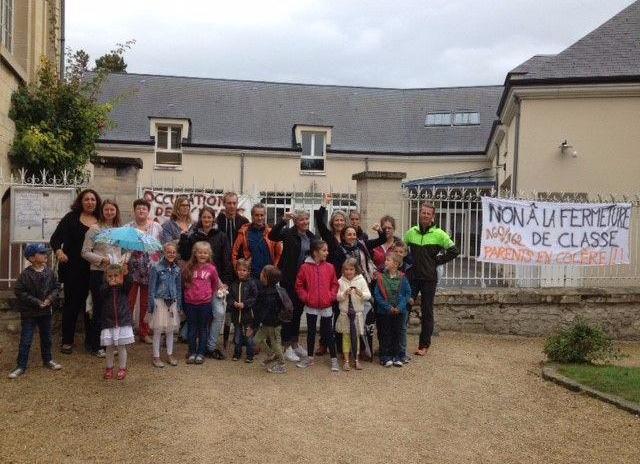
[116,368,127,380]
[103,368,114,380]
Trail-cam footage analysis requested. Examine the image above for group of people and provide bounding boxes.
[8,188,458,379]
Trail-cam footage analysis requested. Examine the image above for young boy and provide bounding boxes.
[9,243,62,379]
[228,259,258,362]
[393,239,414,363]
[374,253,412,368]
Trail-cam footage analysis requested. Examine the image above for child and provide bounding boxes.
[374,253,412,368]
[100,264,135,380]
[393,239,414,363]
[182,241,219,365]
[295,240,340,371]
[9,243,62,379]
[228,259,258,362]
[335,258,371,371]
[251,265,287,374]
[148,241,182,368]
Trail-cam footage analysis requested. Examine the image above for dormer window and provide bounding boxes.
[293,124,332,174]
[150,118,189,169]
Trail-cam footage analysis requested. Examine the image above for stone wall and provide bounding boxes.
[90,156,142,220]
[429,287,640,340]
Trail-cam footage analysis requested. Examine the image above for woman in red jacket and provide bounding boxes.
[295,240,339,371]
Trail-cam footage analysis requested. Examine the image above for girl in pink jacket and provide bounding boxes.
[295,240,339,371]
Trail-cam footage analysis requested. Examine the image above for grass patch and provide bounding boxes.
[557,364,640,404]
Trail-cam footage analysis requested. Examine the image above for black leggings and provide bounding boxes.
[61,271,91,347]
[306,313,336,359]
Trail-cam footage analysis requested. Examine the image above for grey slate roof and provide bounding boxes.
[507,1,640,82]
[98,73,502,155]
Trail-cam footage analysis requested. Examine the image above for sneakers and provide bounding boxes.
[331,358,340,372]
[194,355,204,364]
[296,357,314,369]
[261,354,277,367]
[293,345,308,358]
[44,360,62,370]
[8,367,25,379]
[393,360,404,367]
[152,358,165,368]
[232,356,240,361]
[343,361,350,371]
[186,354,196,364]
[116,368,127,380]
[211,348,226,360]
[267,363,287,374]
[103,367,114,380]
[284,346,301,362]
[384,360,393,367]
[355,360,363,370]
[60,344,73,355]
[245,357,254,364]
[167,356,178,366]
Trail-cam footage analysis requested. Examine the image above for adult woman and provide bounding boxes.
[370,215,400,273]
[127,198,162,344]
[50,189,101,354]
[336,226,376,285]
[81,199,122,357]
[349,210,368,242]
[160,196,193,244]
[314,194,349,274]
[178,206,232,358]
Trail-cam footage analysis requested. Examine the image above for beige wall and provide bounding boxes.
[96,145,490,193]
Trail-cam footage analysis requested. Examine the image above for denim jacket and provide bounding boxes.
[148,258,182,313]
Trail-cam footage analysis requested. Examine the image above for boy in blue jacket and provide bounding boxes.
[374,253,412,367]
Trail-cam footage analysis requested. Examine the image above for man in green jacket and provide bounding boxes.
[404,203,459,356]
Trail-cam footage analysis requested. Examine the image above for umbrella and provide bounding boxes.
[94,226,162,253]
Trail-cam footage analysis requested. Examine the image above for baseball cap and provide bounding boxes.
[24,243,50,258]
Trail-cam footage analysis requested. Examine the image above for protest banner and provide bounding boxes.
[478,197,632,266]
[141,189,253,224]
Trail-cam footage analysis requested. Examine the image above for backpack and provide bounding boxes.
[275,285,294,323]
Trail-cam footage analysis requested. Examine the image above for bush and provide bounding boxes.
[543,319,619,364]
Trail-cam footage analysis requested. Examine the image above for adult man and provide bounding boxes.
[216,192,249,250]
[232,204,282,279]
[404,203,458,356]
[268,209,317,362]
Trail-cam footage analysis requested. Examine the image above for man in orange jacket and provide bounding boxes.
[232,203,282,279]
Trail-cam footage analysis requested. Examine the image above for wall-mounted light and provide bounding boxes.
[559,140,578,158]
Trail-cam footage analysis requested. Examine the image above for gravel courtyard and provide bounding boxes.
[1,332,639,464]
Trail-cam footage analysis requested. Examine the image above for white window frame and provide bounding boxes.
[149,118,189,170]
[453,112,480,126]
[0,0,14,53]
[300,131,327,173]
[425,112,452,126]
[293,125,332,175]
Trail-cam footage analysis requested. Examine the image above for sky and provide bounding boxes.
[66,0,636,88]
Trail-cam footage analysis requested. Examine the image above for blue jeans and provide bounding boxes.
[206,295,226,352]
[185,303,212,356]
[233,324,255,359]
[17,314,53,370]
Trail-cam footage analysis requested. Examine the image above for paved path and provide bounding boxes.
[1,332,638,463]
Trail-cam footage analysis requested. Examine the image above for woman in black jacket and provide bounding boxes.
[50,189,101,354]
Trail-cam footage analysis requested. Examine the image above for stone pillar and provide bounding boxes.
[90,156,143,221]
[352,171,406,232]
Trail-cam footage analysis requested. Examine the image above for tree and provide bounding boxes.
[95,52,127,73]
[8,42,133,179]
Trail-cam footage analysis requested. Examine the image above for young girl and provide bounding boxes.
[374,253,412,368]
[251,265,288,374]
[295,240,340,371]
[335,258,371,371]
[148,241,182,368]
[182,241,219,365]
[228,259,258,362]
[100,264,135,380]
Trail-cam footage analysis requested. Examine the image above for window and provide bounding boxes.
[155,125,183,166]
[300,131,325,172]
[0,0,13,52]
[453,112,480,125]
[425,113,452,126]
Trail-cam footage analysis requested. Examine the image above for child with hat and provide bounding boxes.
[8,243,62,379]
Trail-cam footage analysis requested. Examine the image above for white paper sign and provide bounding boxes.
[141,189,253,224]
[478,197,632,266]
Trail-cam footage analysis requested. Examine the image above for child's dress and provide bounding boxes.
[148,259,182,333]
[100,276,135,346]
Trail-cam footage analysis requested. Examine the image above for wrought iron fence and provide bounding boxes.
[401,187,640,288]
[0,168,89,288]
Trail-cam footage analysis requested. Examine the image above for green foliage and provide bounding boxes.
[544,319,620,364]
[95,53,127,73]
[8,41,134,179]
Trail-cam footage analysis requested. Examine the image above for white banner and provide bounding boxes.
[478,197,632,266]
[141,189,253,225]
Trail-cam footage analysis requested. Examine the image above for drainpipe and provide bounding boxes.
[239,152,245,194]
[59,0,66,79]
[512,98,521,195]
[364,156,369,172]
